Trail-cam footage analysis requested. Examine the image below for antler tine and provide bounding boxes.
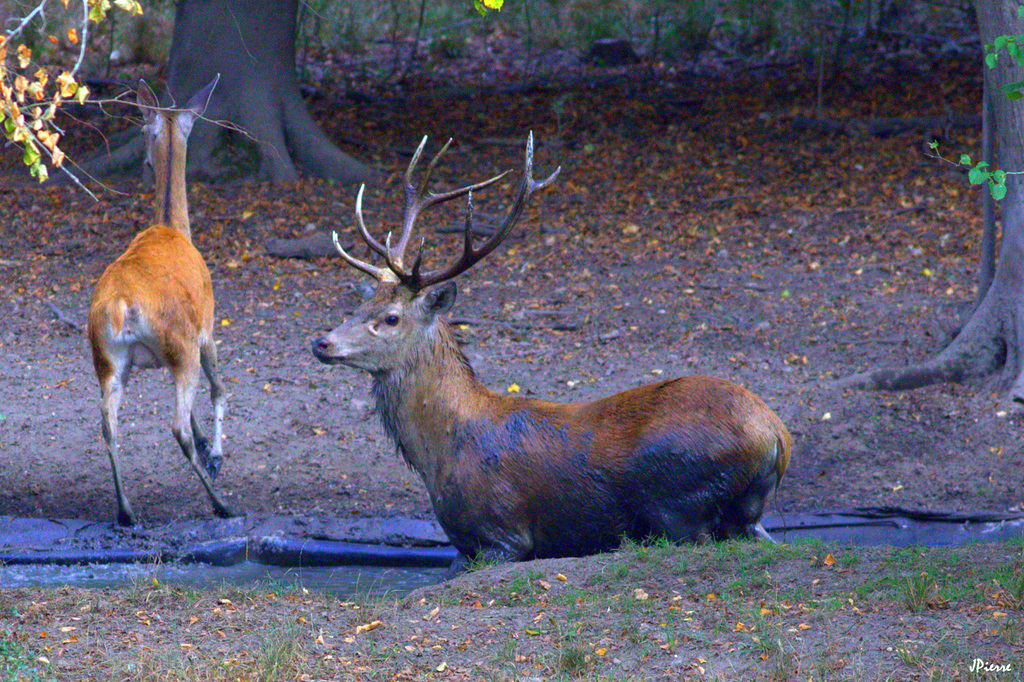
[384,231,427,290]
[412,131,561,290]
[332,231,396,283]
[354,184,388,258]
[391,135,435,268]
[391,136,512,273]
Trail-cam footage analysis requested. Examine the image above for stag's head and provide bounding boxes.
[312,133,559,374]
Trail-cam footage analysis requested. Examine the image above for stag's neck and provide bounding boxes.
[371,321,488,480]
[153,129,191,242]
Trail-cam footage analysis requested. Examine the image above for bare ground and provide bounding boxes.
[0,54,1023,680]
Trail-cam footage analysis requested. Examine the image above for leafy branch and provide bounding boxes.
[930,4,1024,201]
[1,0,142,185]
[928,141,1013,200]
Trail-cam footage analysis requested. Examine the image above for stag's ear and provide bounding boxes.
[137,79,159,127]
[419,280,456,318]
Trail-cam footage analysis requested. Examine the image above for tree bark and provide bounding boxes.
[83,0,375,184]
[839,0,1024,403]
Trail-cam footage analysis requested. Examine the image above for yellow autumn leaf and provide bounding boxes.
[922,267,933,277]
[241,210,254,219]
[17,44,31,68]
[57,72,77,98]
[67,28,79,45]
[595,647,607,656]
[272,281,282,291]
[37,129,57,150]
[507,383,520,393]
[823,553,836,566]
[473,0,503,14]
[114,0,144,14]
[354,620,382,634]
[221,318,231,326]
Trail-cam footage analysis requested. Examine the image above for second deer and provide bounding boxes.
[313,134,791,572]
[87,77,232,526]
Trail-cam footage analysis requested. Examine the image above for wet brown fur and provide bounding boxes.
[316,280,791,570]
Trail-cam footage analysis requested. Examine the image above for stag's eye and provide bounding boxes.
[384,314,400,327]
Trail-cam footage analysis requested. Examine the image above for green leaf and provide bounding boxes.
[986,52,999,69]
[968,167,988,185]
[994,35,1010,53]
[1007,90,1024,101]
[928,141,939,151]
[1018,4,1024,18]
[990,181,1007,200]
[959,154,973,166]
[22,140,40,166]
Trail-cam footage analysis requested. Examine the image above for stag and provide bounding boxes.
[313,134,790,571]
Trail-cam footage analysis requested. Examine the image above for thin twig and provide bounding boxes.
[44,301,84,332]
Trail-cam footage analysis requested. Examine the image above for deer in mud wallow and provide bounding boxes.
[312,134,791,572]
[87,77,233,526]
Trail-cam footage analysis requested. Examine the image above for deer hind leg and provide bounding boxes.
[97,350,136,526]
[197,338,226,480]
[170,350,234,519]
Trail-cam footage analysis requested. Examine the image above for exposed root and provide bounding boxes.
[837,293,1009,393]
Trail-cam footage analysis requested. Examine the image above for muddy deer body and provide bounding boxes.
[313,135,790,570]
[87,77,232,526]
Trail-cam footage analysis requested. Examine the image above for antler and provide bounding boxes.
[333,132,560,291]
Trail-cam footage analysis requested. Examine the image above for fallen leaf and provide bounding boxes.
[355,620,382,634]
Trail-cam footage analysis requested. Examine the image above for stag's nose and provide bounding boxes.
[311,336,333,360]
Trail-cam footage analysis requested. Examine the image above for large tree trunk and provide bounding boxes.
[83,0,375,184]
[839,0,1024,403]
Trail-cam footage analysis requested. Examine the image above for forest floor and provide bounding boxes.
[0,32,1022,681]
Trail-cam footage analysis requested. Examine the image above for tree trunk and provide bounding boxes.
[839,0,1024,403]
[83,0,375,184]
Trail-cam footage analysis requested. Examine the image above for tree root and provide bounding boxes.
[836,290,1017,398]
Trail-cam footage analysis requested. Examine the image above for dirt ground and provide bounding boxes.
[0,55,1022,542]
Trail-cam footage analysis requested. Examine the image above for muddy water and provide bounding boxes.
[0,560,445,597]
[3,508,1023,596]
